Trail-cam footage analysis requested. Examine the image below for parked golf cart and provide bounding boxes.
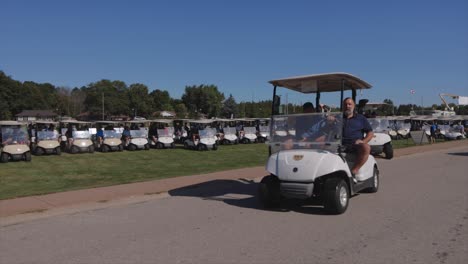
[183,119,218,151]
[31,121,61,155]
[221,126,239,145]
[367,118,393,159]
[438,116,466,140]
[238,119,258,144]
[258,73,379,214]
[124,120,150,151]
[0,121,32,162]
[394,118,411,139]
[94,121,124,152]
[149,119,175,149]
[256,118,270,143]
[62,121,95,154]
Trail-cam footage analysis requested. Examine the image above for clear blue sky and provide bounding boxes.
[1,0,467,107]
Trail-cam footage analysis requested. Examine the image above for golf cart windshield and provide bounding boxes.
[244,127,257,134]
[1,126,29,145]
[37,131,58,140]
[157,127,174,137]
[395,121,410,130]
[199,129,215,139]
[72,131,90,139]
[130,130,148,138]
[103,130,121,138]
[270,113,343,152]
[259,125,270,132]
[223,127,236,135]
[368,118,391,133]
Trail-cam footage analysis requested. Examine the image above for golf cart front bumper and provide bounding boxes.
[280,181,314,199]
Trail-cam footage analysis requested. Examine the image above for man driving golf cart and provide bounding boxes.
[259,72,380,214]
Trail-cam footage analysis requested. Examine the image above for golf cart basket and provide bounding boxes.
[269,113,343,154]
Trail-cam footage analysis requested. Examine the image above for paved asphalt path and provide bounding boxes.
[1,145,467,264]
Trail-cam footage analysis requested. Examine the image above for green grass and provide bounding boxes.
[0,144,268,200]
[391,138,449,149]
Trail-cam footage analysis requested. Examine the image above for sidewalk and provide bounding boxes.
[1,140,466,218]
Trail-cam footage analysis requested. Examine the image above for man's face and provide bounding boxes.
[343,99,355,116]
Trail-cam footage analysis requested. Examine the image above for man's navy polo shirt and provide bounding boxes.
[342,113,372,145]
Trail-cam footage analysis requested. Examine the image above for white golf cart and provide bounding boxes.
[258,73,379,214]
[183,119,218,151]
[31,121,61,155]
[149,119,175,149]
[0,121,32,162]
[438,116,466,140]
[367,118,393,159]
[125,120,150,151]
[221,126,239,145]
[94,121,124,152]
[257,118,270,143]
[61,121,95,154]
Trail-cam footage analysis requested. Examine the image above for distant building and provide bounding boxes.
[152,111,176,118]
[15,110,57,121]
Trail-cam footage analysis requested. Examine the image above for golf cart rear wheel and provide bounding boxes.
[170,143,175,148]
[212,144,218,150]
[89,145,95,153]
[118,144,123,151]
[383,143,393,159]
[323,177,349,215]
[184,142,189,149]
[128,144,137,151]
[55,147,61,155]
[258,175,281,208]
[156,142,164,149]
[1,153,9,163]
[71,146,79,154]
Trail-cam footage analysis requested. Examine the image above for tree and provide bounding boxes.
[181,85,225,118]
[221,94,238,118]
[149,89,173,112]
[83,80,130,119]
[127,83,152,118]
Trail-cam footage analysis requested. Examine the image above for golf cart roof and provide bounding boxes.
[94,120,122,124]
[268,72,372,93]
[187,119,214,124]
[34,120,59,125]
[126,120,150,124]
[0,120,24,126]
[150,119,173,124]
[60,120,92,124]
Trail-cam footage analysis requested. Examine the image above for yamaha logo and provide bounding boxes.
[293,155,303,161]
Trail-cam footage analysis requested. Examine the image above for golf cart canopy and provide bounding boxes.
[0,121,24,126]
[269,72,372,93]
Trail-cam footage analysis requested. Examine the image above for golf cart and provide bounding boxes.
[257,118,270,143]
[31,121,61,155]
[0,121,32,162]
[395,118,411,139]
[258,73,379,214]
[221,126,239,145]
[238,119,258,144]
[439,116,465,140]
[125,120,150,151]
[94,121,124,152]
[183,119,218,151]
[149,119,176,149]
[367,118,393,159]
[64,121,95,154]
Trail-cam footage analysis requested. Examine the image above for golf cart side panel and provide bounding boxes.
[105,138,122,147]
[37,140,60,151]
[368,133,391,146]
[266,149,351,182]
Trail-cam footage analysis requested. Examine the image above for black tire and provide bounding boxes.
[144,144,150,150]
[88,145,95,153]
[55,147,61,155]
[1,152,9,163]
[212,143,218,150]
[35,147,44,156]
[197,144,204,151]
[184,142,189,149]
[364,167,379,193]
[258,137,265,143]
[24,152,32,162]
[156,142,164,149]
[383,143,393,159]
[128,144,136,151]
[70,146,79,154]
[118,144,123,151]
[323,177,349,215]
[170,142,175,149]
[258,175,281,208]
[101,145,110,153]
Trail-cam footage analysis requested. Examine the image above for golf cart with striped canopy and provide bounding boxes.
[258,73,379,214]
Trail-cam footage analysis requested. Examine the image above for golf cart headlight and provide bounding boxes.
[81,142,86,146]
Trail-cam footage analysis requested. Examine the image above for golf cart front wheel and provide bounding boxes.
[323,177,349,214]
[1,153,9,163]
[258,175,281,208]
[24,152,32,162]
[35,147,44,156]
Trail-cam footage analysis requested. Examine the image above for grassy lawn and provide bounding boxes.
[391,138,449,149]
[0,144,268,200]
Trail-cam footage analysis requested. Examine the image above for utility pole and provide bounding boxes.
[102,92,104,120]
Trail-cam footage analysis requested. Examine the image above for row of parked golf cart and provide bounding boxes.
[0,118,272,163]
